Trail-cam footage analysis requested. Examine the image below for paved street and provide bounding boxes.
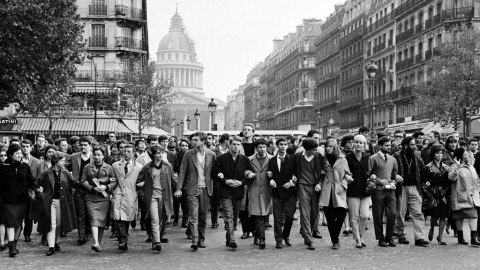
[2,211,479,270]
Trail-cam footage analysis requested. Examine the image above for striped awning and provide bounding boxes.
[19,117,134,136]
[122,119,169,136]
[72,86,115,94]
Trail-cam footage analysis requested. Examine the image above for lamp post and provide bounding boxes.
[171,117,176,136]
[316,110,322,130]
[180,120,184,137]
[186,116,191,130]
[283,116,286,129]
[194,109,200,130]
[87,54,98,140]
[208,98,217,131]
[366,59,378,136]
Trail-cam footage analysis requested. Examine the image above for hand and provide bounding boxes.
[173,173,178,178]
[136,181,145,187]
[247,172,256,179]
[218,172,225,179]
[454,157,461,166]
[379,179,389,186]
[371,174,377,180]
[292,175,297,182]
[315,183,321,192]
[28,189,35,200]
[225,179,235,187]
[267,171,273,178]
[321,170,326,175]
[425,181,431,188]
[283,180,294,189]
[345,175,353,183]
[234,180,243,187]
[395,175,404,183]
[37,186,44,193]
[174,190,182,198]
[100,185,107,192]
[270,180,277,188]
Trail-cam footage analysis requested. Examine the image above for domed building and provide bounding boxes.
[157,9,224,135]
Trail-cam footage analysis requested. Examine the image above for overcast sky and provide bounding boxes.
[147,0,342,101]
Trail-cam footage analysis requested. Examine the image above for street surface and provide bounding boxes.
[2,211,479,270]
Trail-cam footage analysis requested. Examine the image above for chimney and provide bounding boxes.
[273,39,283,51]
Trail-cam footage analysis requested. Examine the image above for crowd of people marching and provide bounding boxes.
[1,124,480,258]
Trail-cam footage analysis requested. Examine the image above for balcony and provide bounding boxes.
[115,37,147,51]
[115,5,146,20]
[340,120,363,129]
[89,5,107,16]
[443,7,475,21]
[340,27,364,47]
[75,70,132,82]
[395,57,414,71]
[338,96,362,110]
[415,54,423,64]
[52,107,94,116]
[425,18,433,30]
[367,49,371,57]
[425,48,440,61]
[396,85,414,98]
[87,37,107,48]
[388,39,393,47]
[314,95,340,108]
[396,28,414,44]
[415,23,423,33]
[341,73,363,87]
[394,0,429,18]
[366,12,395,34]
[342,50,363,65]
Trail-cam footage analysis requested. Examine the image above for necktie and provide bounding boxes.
[124,162,128,174]
[279,157,284,170]
[384,154,387,160]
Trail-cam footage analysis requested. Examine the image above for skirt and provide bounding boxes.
[86,200,110,227]
[2,203,27,227]
[452,207,478,219]
[0,195,4,223]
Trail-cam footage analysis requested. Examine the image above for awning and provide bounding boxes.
[122,119,169,136]
[19,117,133,136]
[72,86,115,94]
[385,121,429,133]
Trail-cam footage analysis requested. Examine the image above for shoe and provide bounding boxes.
[8,241,17,257]
[0,244,6,251]
[228,241,237,249]
[160,238,169,243]
[428,228,434,241]
[145,235,153,243]
[307,242,315,250]
[356,242,363,249]
[60,232,66,238]
[118,242,128,251]
[187,234,192,240]
[386,238,396,247]
[414,239,430,247]
[212,222,219,228]
[131,219,136,229]
[153,243,162,251]
[254,237,259,245]
[54,243,61,251]
[457,231,468,245]
[436,236,446,245]
[265,222,272,228]
[361,242,367,247]
[14,240,18,254]
[46,247,55,256]
[276,242,283,249]
[91,245,102,252]
[258,239,266,249]
[181,223,188,228]
[241,232,250,239]
[191,243,198,251]
[84,236,89,243]
[322,221,328,226]
[165,221,171,226]
[313,231,322,239]
[398,238,410,245]
[77,238,86,245]
[445,227,450,234]
[197,242,206,248]
[471,231,480,246]
[284,238,292,246]
[378,240,388,247]
[173,220,179,227]
[343,230,349,236]
[110,232,117,238]
[25,236,31,242]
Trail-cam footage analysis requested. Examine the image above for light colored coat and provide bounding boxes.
[246,154,273,216]
[449,164,480,211]
[111,159,142,221]
[136,151,152,167]
[319,156,351,209]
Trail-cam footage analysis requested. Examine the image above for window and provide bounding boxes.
[92,24,105,37]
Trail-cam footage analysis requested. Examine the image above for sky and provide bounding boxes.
[147,0,343,102]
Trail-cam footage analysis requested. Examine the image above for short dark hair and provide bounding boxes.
[453,147,466,161]
[21,139,33,146]
[7,144,22,157]
[302,138,318,151]
[286,135,296,144]
[206,133,214,138]
[377,131,387,139]
[401,136,415,147]
[54,138,67,146]
[412,131,424,139]
[92,146,106,155]
[105,132,116,137]
[359,126,369,133]
[43,145,59,159]
[254,138,267,148]
[146,135,158,144]
[276,137,287,146]
[307,130,320,138]
[51,151,66,166]
[179,139,190,147]
[79,136,92,145]
[45,137,54,145]
[394,129,405,136]
[150,145,165,155]
[192,131,207,142]
[69,136,80,145]
[219,133,230,144]
[158,135,169,142]
[468,138,479,145]
[124,144,135,152]
[340,135,354,147]
[428,144,445,161]
[266,140,275,148]
[459,140,467,148]
[116,139,128,149]
[134,139,145,147]
[377,137,391,146]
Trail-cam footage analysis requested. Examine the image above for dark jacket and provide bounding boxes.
[31,145,45,160]
[36,168,77,234]
[292,152,324,185]
[212,152,253,200]
[81,162,117,201]
[267,154,296,199]
[0,159,35,204]
[393,151,425,196]
[345,151,370,198]
[177,148,216,196]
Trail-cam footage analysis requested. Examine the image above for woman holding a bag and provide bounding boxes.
[448,147,480,245]
[423,144,451,245]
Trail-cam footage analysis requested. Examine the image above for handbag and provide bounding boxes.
[365,177,376,196]
[422,196,437,211]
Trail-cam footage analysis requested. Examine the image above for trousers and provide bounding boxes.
[323,205,347,244]
[272,197,296,243]
[150,192,165,244]
[47,199,61,248]
[220,197,242,242]
[187,187,209,244]
[347,197,370,242]
[372,189,396,241]
[394,186,426,240]
[298,184,319,244]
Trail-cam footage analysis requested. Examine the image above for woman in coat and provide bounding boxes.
[245,139,272,248]
[319,138,353,250]
[137,145,175,252]
[423,144,451,245]
[448,147,480,245]
[81,146,117,252]
[0,146,8,251]
[345,135,370,248]
[36,145,59,176]
[0,144,35,257]
[36,151,77,256]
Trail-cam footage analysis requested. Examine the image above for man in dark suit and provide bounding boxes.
[212,136,254,249]
[267,137,296,249]
[66,136,94,245]
[20,139,40,242]
[175,132,216,251]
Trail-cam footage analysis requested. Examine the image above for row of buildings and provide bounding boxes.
[225,0,478,138]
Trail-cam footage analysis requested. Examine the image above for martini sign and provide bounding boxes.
[0,117,18,131]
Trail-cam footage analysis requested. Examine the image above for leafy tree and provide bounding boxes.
[107,61,173,136]
[414,24,480,136]
[0,0,84,107]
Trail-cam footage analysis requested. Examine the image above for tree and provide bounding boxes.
[107,61,173,136]
[414,24,480,136]
[0,0,84,107]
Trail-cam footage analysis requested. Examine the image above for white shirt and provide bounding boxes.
[277,154,286,171]
[302,151,314,162]
[124,159,133,173]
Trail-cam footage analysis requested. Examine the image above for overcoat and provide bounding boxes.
[246,154,273,216]
[319,154,351,209]
[111,159,142,221]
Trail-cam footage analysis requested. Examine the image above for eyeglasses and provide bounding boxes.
[0,154,6,157]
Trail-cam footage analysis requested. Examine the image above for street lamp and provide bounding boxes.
[87,54,98,140]
[208,98,217,131]
[186,116,191,130]
[283,116,287,129]
[366,59,378,136]
[194,109,200,130]
[171,117,176,136]
[316,110,322,130]
[180,120,184,137]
